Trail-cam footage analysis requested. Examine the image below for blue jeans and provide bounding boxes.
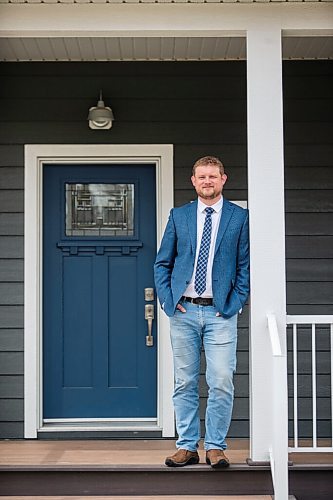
[169,300,238,452]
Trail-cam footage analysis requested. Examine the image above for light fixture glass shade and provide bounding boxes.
[88,93,114,130]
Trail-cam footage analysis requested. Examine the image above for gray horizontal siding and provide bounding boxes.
[285,167,333,189]
[0,148,24,168]
[286,236,333,258]
[283,62,333,440]
[284,99,333,122]
[0,375,23,398]
[0,260,23,282]
[175,145,248,167]
[0,422,23,438]
[0,306,23,328]
[284,145,333,167]
[0,190,24,212]
[0,60,332,439]
[286,213,333,235]
[285,190,333,212]
[287,305,333,315]
[0,150,24,339]
[283,76,333,99]
[287,259,333,282]
[0,237,24,258]
[0,352,24,375]
[0,122,248,145]
[0,75,247,99]
[284,122,332,144]
[0,399,23,421]
[0,330,23,351]
[2,99,247,123]
[0,283,23,305]
[0,62,247,77]
[0,214,24,235]
[0,167,24,189]
[287,283,333,305]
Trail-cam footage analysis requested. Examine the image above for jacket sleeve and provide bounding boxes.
[234,210,250,307]
[154,209,177,308]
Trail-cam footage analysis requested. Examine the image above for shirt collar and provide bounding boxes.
[198,196,223,214]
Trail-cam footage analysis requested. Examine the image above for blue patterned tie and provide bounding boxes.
[194,207,214,296]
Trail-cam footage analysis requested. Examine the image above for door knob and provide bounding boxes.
[145,304,154,347]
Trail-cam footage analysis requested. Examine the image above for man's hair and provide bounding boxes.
[192,156,225,176]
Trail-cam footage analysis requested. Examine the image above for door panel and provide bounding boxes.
[43,164,157,419]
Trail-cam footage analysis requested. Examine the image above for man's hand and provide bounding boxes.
[176,303,187,313]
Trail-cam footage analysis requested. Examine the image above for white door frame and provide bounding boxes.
[24,144,175,438]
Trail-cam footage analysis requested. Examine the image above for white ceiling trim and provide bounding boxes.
[0,37,247,61]
[1,4,333,39]
[0,36,332,61]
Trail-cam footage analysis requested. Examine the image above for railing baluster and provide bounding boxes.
[293,323,298,449]
[287,315,333,453]
[312,323,317,449]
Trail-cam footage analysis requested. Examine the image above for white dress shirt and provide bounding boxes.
[184,197,223,298]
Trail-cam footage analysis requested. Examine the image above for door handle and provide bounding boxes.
[145,304,154,347]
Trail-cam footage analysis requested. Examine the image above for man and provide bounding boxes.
[154,156,249,468]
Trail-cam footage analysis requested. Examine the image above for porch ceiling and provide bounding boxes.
[0,36,332,61]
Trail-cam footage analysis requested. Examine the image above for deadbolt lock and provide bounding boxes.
[144,287,154,301]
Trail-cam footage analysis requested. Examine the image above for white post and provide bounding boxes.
[247,27,287,462]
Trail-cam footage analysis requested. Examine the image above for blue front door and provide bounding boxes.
[43,164,157,419]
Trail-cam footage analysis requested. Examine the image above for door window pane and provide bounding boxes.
[65,183,134,237]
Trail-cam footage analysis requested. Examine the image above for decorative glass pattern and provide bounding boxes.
[65,183,134,237]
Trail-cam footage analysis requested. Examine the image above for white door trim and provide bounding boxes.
[24,144,175,438]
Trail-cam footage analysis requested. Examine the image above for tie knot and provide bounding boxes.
[205,207,214,216]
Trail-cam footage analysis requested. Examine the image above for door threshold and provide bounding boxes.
[40,419,161,433]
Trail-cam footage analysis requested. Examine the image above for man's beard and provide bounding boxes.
[197,187,221,199]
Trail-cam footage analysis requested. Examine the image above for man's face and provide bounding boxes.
[191,165,227,202]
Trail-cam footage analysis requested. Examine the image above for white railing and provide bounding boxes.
[287,315,333,453]
[267,313,289,500]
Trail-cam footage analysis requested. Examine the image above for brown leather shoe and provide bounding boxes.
[165,449,199,467]
[206,449,230,468]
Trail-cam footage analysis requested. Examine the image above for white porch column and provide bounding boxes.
[247,28,288,462]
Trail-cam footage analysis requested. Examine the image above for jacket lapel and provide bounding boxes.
[186,200,198,254]
[214,198,234,255]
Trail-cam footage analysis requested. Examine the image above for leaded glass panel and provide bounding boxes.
[65,183,134,237]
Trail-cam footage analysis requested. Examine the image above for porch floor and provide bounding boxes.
[0,439,333,466]
[0,439,331,467]
[0,439,248,467]
[0,439,269,498]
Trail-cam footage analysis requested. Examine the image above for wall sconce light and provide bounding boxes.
[88,91,114,130]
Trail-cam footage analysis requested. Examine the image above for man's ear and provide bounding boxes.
[191,175,196,187]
